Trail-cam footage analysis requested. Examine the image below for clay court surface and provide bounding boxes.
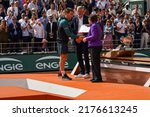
[0,68,150,100]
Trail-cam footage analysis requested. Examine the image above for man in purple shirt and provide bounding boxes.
[83,14,103,83]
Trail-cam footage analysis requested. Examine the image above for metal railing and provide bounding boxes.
[0,41,75,54]
[0,38,149,54]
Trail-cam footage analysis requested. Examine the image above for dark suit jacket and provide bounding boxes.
[102,14,112,24]
[8,22,22,40]
[46,21,58,41]
[71,15,89,35]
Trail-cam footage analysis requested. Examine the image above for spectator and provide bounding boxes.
[57,3,64,17]
[131,4,141,17]
[0,6,6,19]
[18,13,26,24]
[28,0,38,12]
[96,0,107,10]
[46,14,58,51]
[141,19,149,48]
[103,19,114,49]
[40,2,48,15]
[7,1,18,17]
[66,0,75,9]
[116,0,123,14]
[39,10,49,35]
[21,4,32,19]
[102,9,111,24]
[32,19,45,52]
[134,16,142,48]
[109,4,116,17]
[0,19,9,53]
[126,18,135,39]
[21,16,32,52]
[46,3,58,21]
[116,16,126,42]
[122,4,131,16]
[8,16,22,52]
[5,10,13,25]
[146,11,150,29]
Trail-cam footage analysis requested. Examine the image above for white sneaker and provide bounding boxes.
[74,74,84,78]
[83,73,90,78]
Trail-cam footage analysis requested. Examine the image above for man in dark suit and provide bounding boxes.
[46,14,58,51]
[8,16,22,52]
[72,6,90,78]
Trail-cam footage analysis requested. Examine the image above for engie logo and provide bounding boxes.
[0,58,23,71]
[35,56,69,70]
[130,4,143,9]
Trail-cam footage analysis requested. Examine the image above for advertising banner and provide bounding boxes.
[0,50,149,74]
[0,53,77,73]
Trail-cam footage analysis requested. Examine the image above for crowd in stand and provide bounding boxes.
[0,0,150,53]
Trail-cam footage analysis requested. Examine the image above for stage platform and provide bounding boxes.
[0,65,150,100]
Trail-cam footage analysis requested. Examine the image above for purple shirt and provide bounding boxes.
[86,23,102,47]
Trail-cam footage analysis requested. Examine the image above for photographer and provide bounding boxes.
[21,16,32,52]
[32,19,45,52]
[141,19,150,48]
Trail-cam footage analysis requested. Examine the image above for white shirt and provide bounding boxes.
[5,16,12,25]
[117,22,126,34]
[18,19,24,24]
[131,9,141,16]
[78,17,83,32]
[7,7,18,17]
[49,21,53,33]
[123,8,131,15]
[33,23,45,38]
[97,0,107,9]
[21,21,30,37]
[46,9,58,21]
[28,2,38,12]
[109,9,116,16]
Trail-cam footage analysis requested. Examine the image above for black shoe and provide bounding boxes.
[91,79,103,83]
[62,73,72,80]
[58,71,62,77]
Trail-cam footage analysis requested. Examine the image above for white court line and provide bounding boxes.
[26,79,86,98]
[101,63,150,73]
[144,78,150,87]
[71,62,150,76]
[0,78,86,98]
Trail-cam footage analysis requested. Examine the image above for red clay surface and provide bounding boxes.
[0,70,150,100]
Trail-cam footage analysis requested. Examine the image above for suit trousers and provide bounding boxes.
[89,46,102,81]
[76,41,90,74]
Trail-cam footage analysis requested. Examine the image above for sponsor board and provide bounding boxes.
[0,50,149,73]
[0,58,23,71]
[0,53,77,73]
[35,56,69,70]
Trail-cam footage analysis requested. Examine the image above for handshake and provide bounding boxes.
[76,33,87,43]
[76,35,84,43]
